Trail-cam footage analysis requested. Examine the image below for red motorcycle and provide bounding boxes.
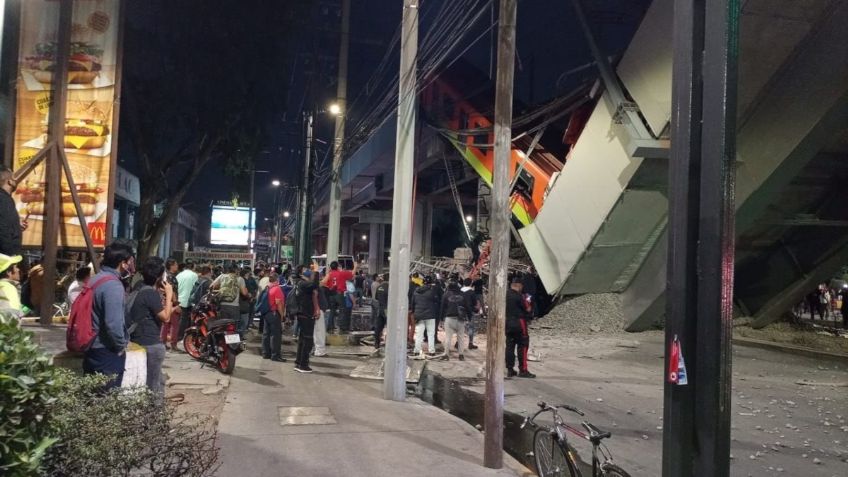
[182,293,243,374]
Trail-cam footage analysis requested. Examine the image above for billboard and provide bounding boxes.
[11,0,122,248]
[210,206,255,246]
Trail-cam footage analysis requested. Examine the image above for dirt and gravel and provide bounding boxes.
[735,322,848,355]
[538,293,626,335]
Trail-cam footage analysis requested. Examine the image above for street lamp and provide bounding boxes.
[361,234,367,241]
[465,214,474,223]
[283,211,291,218]
[272,179,281,187]
[329,103,342,116]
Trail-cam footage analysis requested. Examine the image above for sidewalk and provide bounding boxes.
[215,336,523,477]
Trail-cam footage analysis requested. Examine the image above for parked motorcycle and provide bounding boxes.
[182,293,243,374]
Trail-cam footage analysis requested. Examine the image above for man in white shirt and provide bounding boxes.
[66,266,92,307]
[256,267,270,299]
[176,261,199,341]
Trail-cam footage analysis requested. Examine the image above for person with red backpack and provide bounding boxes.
[78,242,135,390]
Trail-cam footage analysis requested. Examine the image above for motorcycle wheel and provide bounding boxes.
[216,336,236,374]
[183,330,203,359]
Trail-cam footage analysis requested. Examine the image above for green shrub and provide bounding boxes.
[0,312,60,476]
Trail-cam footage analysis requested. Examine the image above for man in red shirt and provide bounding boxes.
[263,273,286,362]
[321,260,358,332]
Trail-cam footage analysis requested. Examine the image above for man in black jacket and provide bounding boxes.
[410,275,439,358]
[440,279,471,361]
[0,168,25,255]
[372,277,389,352]
[506,274,535,378]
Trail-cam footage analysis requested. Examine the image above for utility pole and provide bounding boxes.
[662,1,739,476]
[327,0,350,264]
[297,113,314,266]
[484,0,516,468]
[383,0,418,402]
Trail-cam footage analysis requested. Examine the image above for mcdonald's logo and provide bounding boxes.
[88,222,107,246]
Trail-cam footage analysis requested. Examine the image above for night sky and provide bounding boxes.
[118,0,650,238]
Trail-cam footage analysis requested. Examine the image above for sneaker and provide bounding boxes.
[313,352,328,357]
[271,357,287,363]
[439,354,450,361]
[427,352,437,358]
[468,343,479,350]
[295,366,313,373]
[518,371,536,379]
[507,369,518,378]
[262,355,271,360]
[413,351,426,360]
[458,354,465,361]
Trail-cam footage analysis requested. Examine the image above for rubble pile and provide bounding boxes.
[537,293,625,335]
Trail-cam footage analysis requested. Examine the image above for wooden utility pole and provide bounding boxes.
[484,0,516,468]
[383,0,418,402]
[663,0,739,475]
[326,0,350,264]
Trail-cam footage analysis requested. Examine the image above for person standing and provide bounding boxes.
[212,264,248,326]
[128,257,173,403]
[370,274,382,299]
[321,260,357,333]
[460,278,479,350]
[313,271,330,357]
[411,275,439,359]
[84,243,135,390]
[262,273,286,362]
[506,275,535,378]
[67,266,92,308]
[158,258,181,350]
[0,254,24,318]
[440,279,471,361]
[175,261,198,342]
[372,276,389,353]
[294,268,320,373]
[0,168,26,256]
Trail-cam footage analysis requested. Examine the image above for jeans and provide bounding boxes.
[372,304,387,349]
[443,317,466,356]
[144,343,166,404]
[506,318,530,372]
[83,347,127,391]
[178,306,193,341]
[239,312,250,336]
[295,315,316,368]
[414,319,437,354]
[262,311,282,359]
[467,314,477,343]
[326,292,343,331]
[313,310,327,355]
[218,304,240,324]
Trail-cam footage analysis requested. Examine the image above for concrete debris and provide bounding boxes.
[201,386,225,396]
[540,293,625,335]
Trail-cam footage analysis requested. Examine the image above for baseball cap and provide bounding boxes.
[0,254,22,274]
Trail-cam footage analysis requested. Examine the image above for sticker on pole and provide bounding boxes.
[667,335,688,385]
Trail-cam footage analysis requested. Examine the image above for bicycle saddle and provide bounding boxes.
[582,422,612,443]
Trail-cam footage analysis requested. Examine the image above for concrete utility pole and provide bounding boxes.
[326,0,350,264]
[663,0,739,476]
[383,0,418,402]
[484,0,517,468]
[297,113,314,266]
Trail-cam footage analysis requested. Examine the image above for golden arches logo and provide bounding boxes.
[88,222,106,245]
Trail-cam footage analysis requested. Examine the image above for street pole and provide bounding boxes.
[484,0,517,468]
[662,1,739,476]
[248,168,255,252]
[297,113,314,266]
[327,0,350,264]
[383,0,418,402]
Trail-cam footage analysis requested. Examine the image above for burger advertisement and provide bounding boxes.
[12,0,122,248]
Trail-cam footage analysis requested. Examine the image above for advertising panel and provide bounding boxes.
[11,0,121,248]
[210,206,256,246]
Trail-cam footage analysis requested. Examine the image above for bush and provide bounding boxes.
[0,311,220,476]
[43,371,220,476]
[0,312,60,476]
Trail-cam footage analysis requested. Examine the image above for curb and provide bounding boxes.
[734,337,848,364]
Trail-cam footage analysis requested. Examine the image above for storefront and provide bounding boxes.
[112,165,140,243]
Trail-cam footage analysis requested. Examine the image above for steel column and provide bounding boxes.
[662,0,739,475]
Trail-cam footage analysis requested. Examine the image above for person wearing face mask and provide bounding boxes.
[0,168,27,256]
[83,242,136,390]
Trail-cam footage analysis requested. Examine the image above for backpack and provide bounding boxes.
[217,274,239,303]
[255,285,277,316]
[446,292,468,320]
[66,275,118,352]
[189,277,210,308]
[285,283,303,317]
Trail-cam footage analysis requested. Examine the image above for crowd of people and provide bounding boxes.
[798,283,848,328]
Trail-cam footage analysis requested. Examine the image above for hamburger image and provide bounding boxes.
[61,118,110,150]
[26,41,104,84]
[16,164,101,218]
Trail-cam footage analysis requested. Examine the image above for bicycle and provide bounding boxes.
[521,401,631,477]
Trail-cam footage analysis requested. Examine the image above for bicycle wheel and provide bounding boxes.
[533,428,579,477]
[601,462,631,477]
